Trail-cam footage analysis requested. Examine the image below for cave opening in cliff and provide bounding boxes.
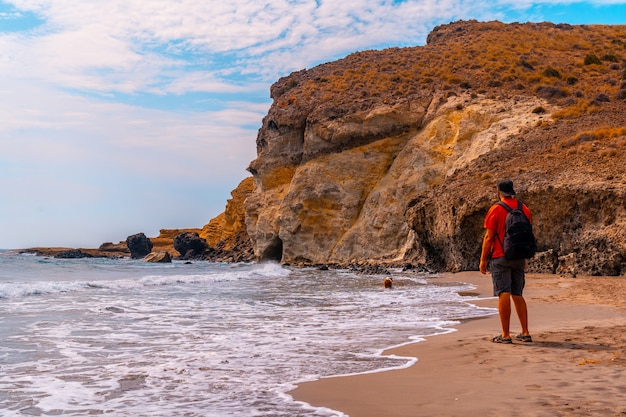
[261,237,283,262]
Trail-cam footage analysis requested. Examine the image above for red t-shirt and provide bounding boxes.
[484,197,532,259]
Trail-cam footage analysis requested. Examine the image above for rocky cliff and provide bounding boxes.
[22,21,625,272]
[200,177,255,262]
[240,20,626,275]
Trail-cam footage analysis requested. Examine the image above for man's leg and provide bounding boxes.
[512,295,529,336]
[498,291,512,338]
[510,259,529,337]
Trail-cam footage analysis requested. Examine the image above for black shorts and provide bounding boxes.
[490,257,526,296]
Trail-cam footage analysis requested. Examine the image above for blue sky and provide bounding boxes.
[1,0,625,249]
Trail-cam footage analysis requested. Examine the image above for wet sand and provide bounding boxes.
[290,272,626,417]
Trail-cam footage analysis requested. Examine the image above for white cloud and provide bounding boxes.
[2,0,538,95]
[3,1,457,92]
[0,77,262,248]
[0,79,262,176]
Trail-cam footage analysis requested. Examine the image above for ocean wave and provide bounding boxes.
[0,280,92,299]
[0,269,262,299]
[249,261,292,278]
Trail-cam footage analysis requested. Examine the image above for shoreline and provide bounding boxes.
[290,272,626,417]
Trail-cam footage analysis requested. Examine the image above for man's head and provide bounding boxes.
[497,179,516,197]
[383,277,393,289]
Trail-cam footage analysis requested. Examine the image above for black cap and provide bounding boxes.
[497,179,516,196]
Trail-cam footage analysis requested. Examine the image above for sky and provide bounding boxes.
[1,1,626,249]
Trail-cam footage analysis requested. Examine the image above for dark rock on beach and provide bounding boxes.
[173,232,209,259]
[126,233,153,259]
[54,249,94,259]
[204,231,253,263]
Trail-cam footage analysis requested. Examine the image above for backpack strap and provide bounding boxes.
[496,201,513,212]
[497,200,525,214]
[494,202,510,252]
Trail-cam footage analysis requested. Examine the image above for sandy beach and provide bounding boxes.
[290,272,626,417]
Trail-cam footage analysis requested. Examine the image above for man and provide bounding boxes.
[479,179,533,344]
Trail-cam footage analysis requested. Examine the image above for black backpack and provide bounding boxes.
[496,201,537,260]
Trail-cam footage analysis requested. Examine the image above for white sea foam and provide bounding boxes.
[0,265,260,299]
[0,254,494,416]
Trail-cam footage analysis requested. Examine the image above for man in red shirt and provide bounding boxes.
[479,179,532,344]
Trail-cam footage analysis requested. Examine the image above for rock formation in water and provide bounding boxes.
[173,231,209,259]
[126,233,153,259]
[143,252,172,263]
[54,249,94,259]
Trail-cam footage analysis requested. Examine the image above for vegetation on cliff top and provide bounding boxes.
[271,21,626,121]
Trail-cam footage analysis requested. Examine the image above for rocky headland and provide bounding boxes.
[241,20,626,275]
[25,21,626,275]
[21,177,254,263]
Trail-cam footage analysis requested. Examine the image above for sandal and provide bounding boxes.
[491,335,513,344]
[515,334,533,343]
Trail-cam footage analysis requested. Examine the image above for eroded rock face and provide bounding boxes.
[246,92,557,266]
[200,177,255,263]
[240,20,626,275]
[406,179,626,275]
[173,232,208,259]
[202,177,254,249]
[208,231,255,263]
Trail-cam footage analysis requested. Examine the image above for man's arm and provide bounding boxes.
[479,228,496,274]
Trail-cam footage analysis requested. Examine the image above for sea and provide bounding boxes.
[0,250,495,417]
